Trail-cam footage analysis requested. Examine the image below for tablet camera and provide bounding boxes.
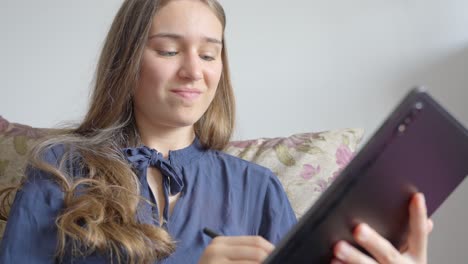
[414,101,424,110]
[399,101,424,134]
[398,123,407,133]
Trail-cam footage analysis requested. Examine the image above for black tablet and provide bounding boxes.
[264,87,468,263]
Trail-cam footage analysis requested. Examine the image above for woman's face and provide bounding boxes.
[134,0,223,133]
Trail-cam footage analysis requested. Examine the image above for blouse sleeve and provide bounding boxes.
[258,171,297,244]
[0,147,65,263]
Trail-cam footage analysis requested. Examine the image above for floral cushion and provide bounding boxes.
[225,129,363,218]
[0,115,364,239]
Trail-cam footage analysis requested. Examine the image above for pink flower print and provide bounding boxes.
[332,144,354,178]
[336,144,353,167]
[314,179,328,192]
[300,164,321,180]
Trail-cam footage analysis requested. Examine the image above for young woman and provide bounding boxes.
[0,0,432,263]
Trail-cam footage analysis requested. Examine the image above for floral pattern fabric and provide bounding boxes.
[225,129,363,218]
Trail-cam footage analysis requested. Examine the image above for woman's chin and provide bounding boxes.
[168,116,200,129]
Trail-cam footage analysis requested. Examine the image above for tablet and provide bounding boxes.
[264,87,468,263]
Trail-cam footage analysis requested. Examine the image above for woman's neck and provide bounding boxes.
[137,123,195,158]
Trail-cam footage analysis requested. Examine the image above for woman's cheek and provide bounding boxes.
[206,62,223,89]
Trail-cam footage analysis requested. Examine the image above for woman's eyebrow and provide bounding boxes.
[148,33,222,45]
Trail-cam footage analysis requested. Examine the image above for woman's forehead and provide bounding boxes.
[150,0,223,39]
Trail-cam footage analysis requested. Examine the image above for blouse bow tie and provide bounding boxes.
[123,146,184,195]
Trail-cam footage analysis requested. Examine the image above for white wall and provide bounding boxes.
[1,0,467,262]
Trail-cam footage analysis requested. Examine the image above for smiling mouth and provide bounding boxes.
[171,89,202,100]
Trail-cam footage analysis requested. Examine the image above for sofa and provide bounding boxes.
[0,115,364,240]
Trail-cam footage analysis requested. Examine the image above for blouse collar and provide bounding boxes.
[122,137,205,194]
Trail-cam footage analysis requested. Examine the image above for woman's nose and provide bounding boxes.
[178,53,203,81]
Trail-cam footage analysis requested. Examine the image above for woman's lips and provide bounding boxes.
[171,89,202,100]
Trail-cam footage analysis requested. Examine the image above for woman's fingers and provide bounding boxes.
[427,219,434,234]
[333,240,378,264]
[219,244,270,261]
[335,192,431,264]
[198,236,274,264]
[399,218,434,253]
[213,236,275,253]
[406,193,429,262]
[352,223,403,263]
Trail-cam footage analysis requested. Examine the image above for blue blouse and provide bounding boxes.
[0,138,297,263]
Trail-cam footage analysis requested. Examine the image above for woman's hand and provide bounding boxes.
[331,193,434,264]
[198,236,275,264]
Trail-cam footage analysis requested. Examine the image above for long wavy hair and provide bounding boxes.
[0,0,234,263]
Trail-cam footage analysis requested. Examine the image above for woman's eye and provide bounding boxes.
[157,51,178,57]
[200,55,215,61]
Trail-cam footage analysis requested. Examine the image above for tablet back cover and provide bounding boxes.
[265,88,468,263]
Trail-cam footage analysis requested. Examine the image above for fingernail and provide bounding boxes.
[419,193,426,205]
[356,223,370,242]
[336,241,351,260]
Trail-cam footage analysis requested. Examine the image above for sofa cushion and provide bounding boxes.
[225,129,363,218]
